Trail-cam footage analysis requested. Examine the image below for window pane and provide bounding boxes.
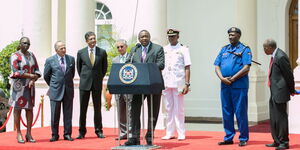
[103,5,109,13]
[95,11,100,19]
[96,25,113,51]
[106,12,112,19]
[97,3,103,10]
[294,3,298,15]
[99,13,105,19]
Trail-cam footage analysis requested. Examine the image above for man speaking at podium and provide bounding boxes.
[125,30,165,146]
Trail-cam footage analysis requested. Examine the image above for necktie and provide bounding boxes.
[141,47,147,63]
[267,57,273,87]
[120,55,125,63]
[90,49,94,66]
[60,57,65,73]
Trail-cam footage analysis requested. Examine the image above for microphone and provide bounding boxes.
[130,43,141,63]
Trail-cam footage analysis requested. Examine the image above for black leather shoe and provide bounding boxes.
[115,134,127,140]
[276,143,289,150]
[50,136,59,142]
[146,139,153,145]
[76,134,85,139]
[124,138,140,146]
[63,135,74,141]
[96,132,105,138]
[266,142,280,147]
[239,141,247,147]
[218,140,234,145]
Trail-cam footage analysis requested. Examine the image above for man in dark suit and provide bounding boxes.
[263,39,295,150]
[44,41,75,142]
[76,31,108,139]
[125,30,165,146]
[112,39,133,140]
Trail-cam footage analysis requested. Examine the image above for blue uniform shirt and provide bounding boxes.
[214,42,252,89]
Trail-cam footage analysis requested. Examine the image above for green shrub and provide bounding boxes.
[105,42,136,76]
[0,41,18,96]
[96,25,137,76]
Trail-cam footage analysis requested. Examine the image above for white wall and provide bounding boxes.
[166,0,236,117]
[0,0,22,49]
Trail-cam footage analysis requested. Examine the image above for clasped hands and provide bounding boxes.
[221,76,236,85]
[29,74,39,88]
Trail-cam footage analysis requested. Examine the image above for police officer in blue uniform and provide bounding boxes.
[214,27,252,147]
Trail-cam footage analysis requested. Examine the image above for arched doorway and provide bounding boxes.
[289,0,298,69]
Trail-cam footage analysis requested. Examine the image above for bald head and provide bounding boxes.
[264,39,277,49]
[263,38,277,55]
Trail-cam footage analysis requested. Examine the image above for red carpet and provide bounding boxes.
[0,126,299,150]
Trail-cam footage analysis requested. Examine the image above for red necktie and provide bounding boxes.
[267,57,273,87]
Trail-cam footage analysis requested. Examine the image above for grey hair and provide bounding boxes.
[264,38,277,49]
[116,39,127,45]
[54,41,64,50]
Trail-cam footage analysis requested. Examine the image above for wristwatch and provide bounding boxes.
[185,82,190,86]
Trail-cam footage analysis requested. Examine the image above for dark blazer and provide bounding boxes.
[126,42,165,140]
[44,54,75,136]
[128,42,165,70]
[270,48,295,103]
[77,46,108,91]
[44,54,75,101]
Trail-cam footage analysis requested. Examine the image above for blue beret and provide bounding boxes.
[227,27,241,35]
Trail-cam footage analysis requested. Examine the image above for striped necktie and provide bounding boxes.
[141,47,147,63]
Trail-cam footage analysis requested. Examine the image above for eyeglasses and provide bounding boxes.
[21,42,30,45]
[117,46,124,49]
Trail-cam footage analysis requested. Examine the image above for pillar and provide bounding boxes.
[235,0,269,124]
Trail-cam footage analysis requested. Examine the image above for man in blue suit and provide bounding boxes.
[44,41,75,142]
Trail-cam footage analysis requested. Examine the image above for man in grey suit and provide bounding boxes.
[76,31,108,139]
[44,41,75,142]
[113,39,133,140]
[263,39,295,150]
[125,30,165,146]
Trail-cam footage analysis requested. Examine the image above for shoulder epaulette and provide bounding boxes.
[180,43,189,48]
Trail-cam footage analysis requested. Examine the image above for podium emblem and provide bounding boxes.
[119,64,138,84]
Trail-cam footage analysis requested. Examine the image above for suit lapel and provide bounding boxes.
[115,55,121,63]
[94,47,100,67]
[145,42,154,62]
[53,55,60,66]
[135,47,142,63]
[65,55,70,73]
[53,55,64,74]
[270,49,280,76]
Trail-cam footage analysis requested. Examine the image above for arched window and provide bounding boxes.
[95,2,113,51]
[289,0,298,69]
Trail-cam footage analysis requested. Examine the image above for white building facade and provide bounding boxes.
[0,0,299,133]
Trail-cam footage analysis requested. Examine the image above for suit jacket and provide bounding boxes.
[77,46,108,91]
[270,48,295,103]
[44,54,75,101]
[112,53,133,100]
[127,42,165,70]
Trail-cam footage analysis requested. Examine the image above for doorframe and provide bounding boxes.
[289,0,298,69]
